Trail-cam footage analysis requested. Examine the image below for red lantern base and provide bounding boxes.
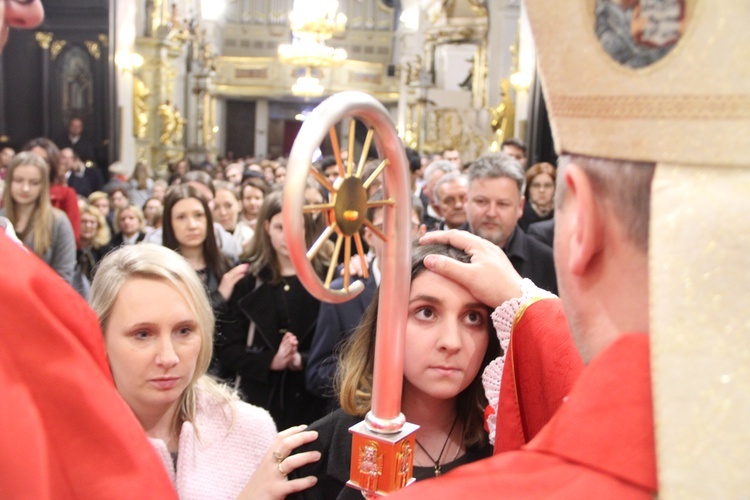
[346,420,420,497]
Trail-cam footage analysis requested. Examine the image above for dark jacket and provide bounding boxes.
[109,231,146,249]
[305,273,377,403]
[527,218,555,248]
[216,270,326,429]
[518,200,554,232]
[288,409,493,500]
[503,226,557,295]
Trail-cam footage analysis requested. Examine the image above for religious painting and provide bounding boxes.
[593,0,692,68]
[58,46,94,126]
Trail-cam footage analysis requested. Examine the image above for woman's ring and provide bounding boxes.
[278,462,288,476]
[273,451,285,463]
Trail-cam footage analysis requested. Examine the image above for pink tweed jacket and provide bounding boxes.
[150,389,277,499]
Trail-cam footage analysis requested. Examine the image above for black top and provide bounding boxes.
[216,271,327,429]
[288,409,493,500]
[518,200,554,232]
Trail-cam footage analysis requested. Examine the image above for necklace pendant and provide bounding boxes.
[434,465,441,477]
[283,283,290,292]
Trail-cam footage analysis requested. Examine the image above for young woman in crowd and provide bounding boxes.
[162,184,247,311]
[74,203,112,294]
[217,190,329,430]
[109,186,130,214]
[239,176,268,231]
[24,137,80,246]
[110,203,147,248]
[213,181,254,252]
[289,243,499,499]
[88,190,115,233]
[143,196,164,233]
[90,244,321,499]
[518,162,556,231]
[1,152,76,284]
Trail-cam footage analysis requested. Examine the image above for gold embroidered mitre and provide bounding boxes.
[524,0,750,497]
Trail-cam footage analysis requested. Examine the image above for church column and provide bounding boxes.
[255,98,269,158]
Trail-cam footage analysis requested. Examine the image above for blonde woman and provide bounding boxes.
[90,244,321,499]
[110,202,147,248]
[77,203,112,283]
[0,151,76,284]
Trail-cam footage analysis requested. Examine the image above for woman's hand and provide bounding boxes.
[237,424,320,500]
[270,332,299,371]
[218,263,249,301]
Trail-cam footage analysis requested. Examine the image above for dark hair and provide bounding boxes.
[23,137,61,184]
[162,184,229,279]
[243,189,328,285]
[337,242,501,447]
[240,176,270,198]
[405,148,422,173]
[318,155,338,172]
[501,138,527,154]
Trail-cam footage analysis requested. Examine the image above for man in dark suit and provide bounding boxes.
[56,117,96,166]
[61,147,103,197]
[527,218,555,248]
[462,152,557,294]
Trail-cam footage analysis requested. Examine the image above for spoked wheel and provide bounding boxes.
[303,119,395,291]
[283,91,411,306]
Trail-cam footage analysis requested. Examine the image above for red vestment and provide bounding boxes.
[493,299,584,453]
[393,299,656,499]
[0,233,176,498]
[49,184,81,247]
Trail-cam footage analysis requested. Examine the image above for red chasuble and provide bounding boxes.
[494,298,584,453]
[0,233,177,498]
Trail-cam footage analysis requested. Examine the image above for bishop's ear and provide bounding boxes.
[562,163,604,276]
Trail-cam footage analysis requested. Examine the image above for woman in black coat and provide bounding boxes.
[217,190,329,430]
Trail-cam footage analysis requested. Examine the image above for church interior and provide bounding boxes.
[0,0,552,175]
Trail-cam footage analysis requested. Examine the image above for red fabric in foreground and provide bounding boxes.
[0,233,176,498]
[495,299,584,453]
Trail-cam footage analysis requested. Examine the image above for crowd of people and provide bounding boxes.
[0,114,565,498]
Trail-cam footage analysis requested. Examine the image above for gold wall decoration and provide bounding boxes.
[85,41,101,60]
[51,40,68,61]
[35,31,53,50]
[133,75,150,139]
[158,101,178,146]
[490,78,515,147]
[98,34,109,47]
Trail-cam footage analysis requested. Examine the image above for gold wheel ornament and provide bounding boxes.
[283,91,417,496]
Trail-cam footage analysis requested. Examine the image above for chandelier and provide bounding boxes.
[279,0,347,97]
[278,32,347,68]
[292,68,325,98]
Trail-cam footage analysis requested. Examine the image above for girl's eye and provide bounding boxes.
[414,307,435,321]
[464,311,486,326]
[134,330,150,340]
[177,326,193,336]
